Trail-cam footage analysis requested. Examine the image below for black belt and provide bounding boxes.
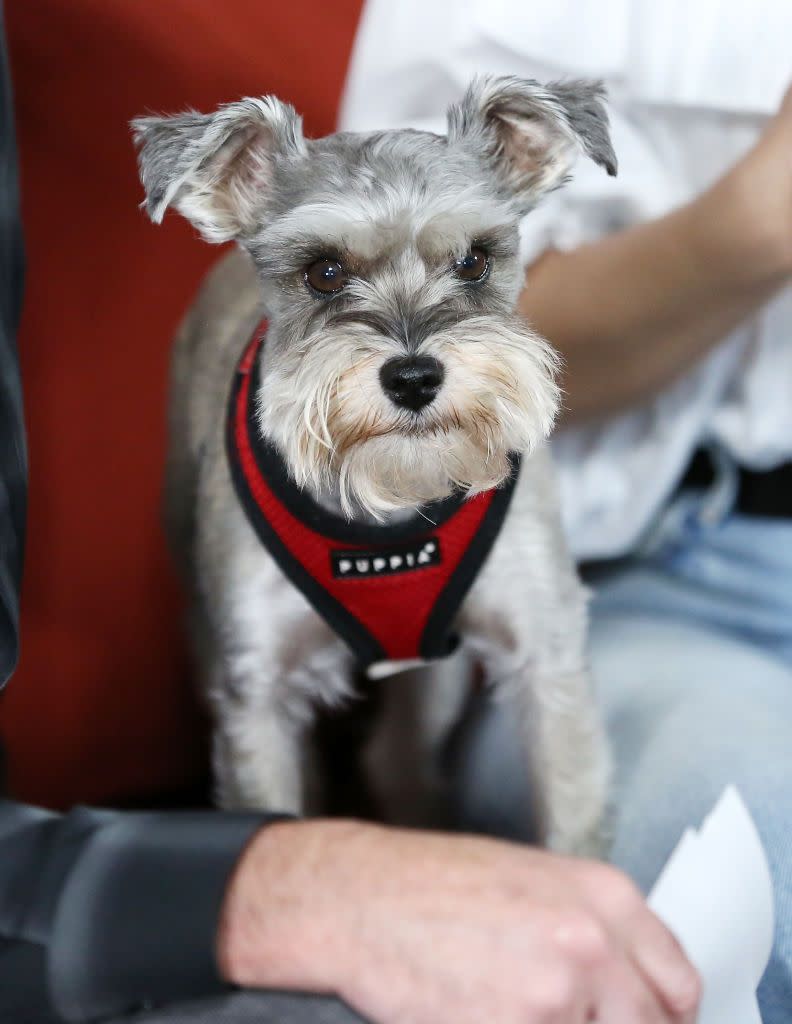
[680,449,792,519]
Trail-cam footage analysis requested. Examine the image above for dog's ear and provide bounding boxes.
[131,97,305,242]
[447,76,617,208]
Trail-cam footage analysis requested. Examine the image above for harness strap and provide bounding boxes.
[226,321,521,669]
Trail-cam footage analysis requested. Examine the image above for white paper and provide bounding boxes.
[648,787,774,1024]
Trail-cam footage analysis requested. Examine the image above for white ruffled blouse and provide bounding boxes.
[340,0,792,558]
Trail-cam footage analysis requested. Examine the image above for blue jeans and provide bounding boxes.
[454,474,792,1024]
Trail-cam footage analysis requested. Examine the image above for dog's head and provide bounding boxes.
[133,77,616,517]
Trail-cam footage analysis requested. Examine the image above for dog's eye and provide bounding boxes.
[304,258,349,296]
[453,247,490,282]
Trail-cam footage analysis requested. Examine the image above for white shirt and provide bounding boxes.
[340,0,792,559]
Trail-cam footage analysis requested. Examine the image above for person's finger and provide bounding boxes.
[592,949,678,1024]
[578,866,700,1020]
[615,905,701,1020]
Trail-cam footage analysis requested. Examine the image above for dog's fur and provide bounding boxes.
[132,76,617,854]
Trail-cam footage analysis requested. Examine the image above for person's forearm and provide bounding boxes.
[519,152,792,422]
[219,818,701,1024]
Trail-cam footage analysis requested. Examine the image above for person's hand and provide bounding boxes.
[217,820,701,1024]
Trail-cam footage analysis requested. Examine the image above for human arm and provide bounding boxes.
[0,808,701,1024]
[519,85,792,422]
[218,818,701,1024]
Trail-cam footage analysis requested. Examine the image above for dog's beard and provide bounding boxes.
[258,316,560,518]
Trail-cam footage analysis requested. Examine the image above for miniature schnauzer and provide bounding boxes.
[132,76,617,854]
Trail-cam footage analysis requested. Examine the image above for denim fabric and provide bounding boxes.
[453,465,792,1023]
[592,479,792,1023]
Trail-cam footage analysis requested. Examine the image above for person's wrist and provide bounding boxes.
[216,818,372,995]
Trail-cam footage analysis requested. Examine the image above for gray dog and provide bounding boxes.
[132,76,617,855]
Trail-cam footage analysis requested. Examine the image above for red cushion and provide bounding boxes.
[1,0,364,809]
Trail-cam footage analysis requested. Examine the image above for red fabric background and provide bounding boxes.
[1,0,364,809]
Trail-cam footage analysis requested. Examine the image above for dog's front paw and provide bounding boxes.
[549,824,612,861]
[546,800,615,860]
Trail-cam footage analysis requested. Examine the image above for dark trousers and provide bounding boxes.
[107,994,364,1024]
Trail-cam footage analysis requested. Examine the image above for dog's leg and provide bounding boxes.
[201,642,307,813]
[461,452,612,858]
[461,603,611,856]
[501,655,612,858]
[364,650,472,828]
[193,587,353,815]
[191,465,357,814]
[186,598,306,813]
[212,696,305,813]
[207,640,356,814]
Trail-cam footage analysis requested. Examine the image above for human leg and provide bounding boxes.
[588,595,792,1022]
[106,991,366,1024]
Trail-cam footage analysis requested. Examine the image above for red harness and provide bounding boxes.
[227,321,520,670]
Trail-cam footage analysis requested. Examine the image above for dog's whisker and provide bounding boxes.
[414,506,437,527]
[303,394,334,452]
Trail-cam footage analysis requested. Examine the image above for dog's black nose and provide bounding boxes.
[380,355,445,412]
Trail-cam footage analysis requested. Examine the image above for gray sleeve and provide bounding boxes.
[0,800,275,1021]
